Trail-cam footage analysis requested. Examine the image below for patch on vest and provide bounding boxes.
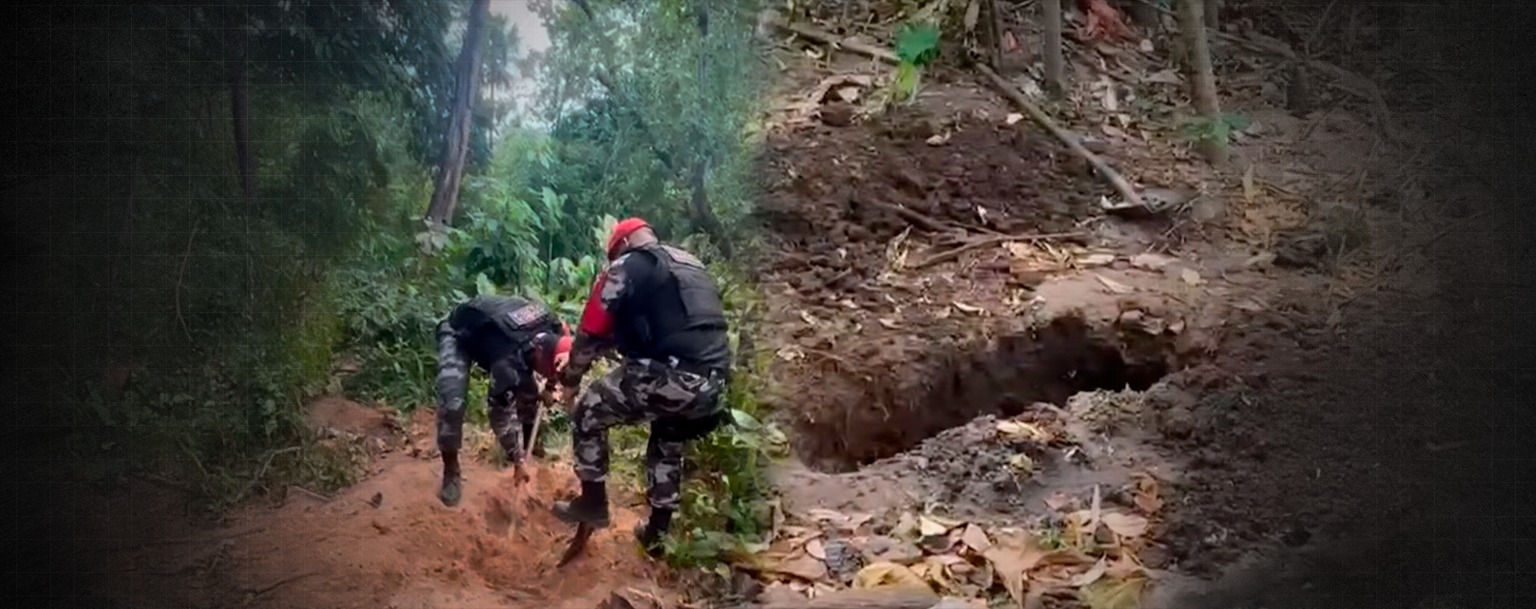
[505,305,545,327]
[660,245,705,269]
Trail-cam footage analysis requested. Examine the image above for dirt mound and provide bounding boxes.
[756,107,1095,273]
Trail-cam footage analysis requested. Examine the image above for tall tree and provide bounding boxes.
[224,3,254,198]
[1042,0,1066,96]
[426,0,494,227]
[1178,0,1226,165]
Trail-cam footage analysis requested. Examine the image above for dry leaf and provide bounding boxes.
[926,133,951,146]
[1045,492,1076,512]
[918,516,949,538]
[1105,552,1149,580]
[982,533,1049,607]
[1132,475,1163,514]
[1101,512,1150,538]
[1129,253,1175,270]
[963,0,980,30]
[1146,69,1181,84]
[805,538,827,560]
[852,562,926,589]
[1234,299,1267,312]
[996,420,1050,443]
[767,552,829,582]
[952,301,986,315]
[1180,268,1202,286]
[1242,164,1258,203]
[1006,112,1024,125]
[878,318,902,329]
[1101,124,1129,139]
[835,86,861,103]
[960,524,992,552]
[892,513,919,539]
[1095,275,1134,294]
[1244,251,1277,267]
[1079,575,1149,609]
[1072,557,1109,587]
[1139,39,1155,53]
[1077,252,1117,267]
[1008,453,1035,474]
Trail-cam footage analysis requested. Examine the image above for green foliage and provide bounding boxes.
[892,22,942,102]
[1178,112,1251,145]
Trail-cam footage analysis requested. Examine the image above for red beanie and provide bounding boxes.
[606,218,650,260]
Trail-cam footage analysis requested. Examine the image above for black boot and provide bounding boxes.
[438,451,463,507]
[552,481,610,527]
[633,508,673,558]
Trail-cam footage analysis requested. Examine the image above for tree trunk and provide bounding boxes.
[425,0,492,227]
[223,8,254,199]
[1177,0,1227,165]
[1204,0,1222,31]
[688,0,732,259]
[1042,0,1065,96]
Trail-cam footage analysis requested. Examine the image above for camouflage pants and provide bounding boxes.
[571,358,726,510]
[436,329,539,462]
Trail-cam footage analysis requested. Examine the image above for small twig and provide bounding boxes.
[768,14,898,64]
[175,219,202,345]
[977,64,1148,208]
[855,196,951,233]
[248,571,320,598]
[236,446,301,502]
[287,485,333,504]
[913,231,1089,269]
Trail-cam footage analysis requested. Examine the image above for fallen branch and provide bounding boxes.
[976,64,1148,209]
[768,14,899,64]
[767,17,1148,209]
[913,230,1090,269]
[854,196,952,233]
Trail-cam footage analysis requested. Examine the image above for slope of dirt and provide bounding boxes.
[71,399,667,609]
[749,4,1467,607]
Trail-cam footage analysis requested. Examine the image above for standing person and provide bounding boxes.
[553,218,732,556]
[434,294,572,507]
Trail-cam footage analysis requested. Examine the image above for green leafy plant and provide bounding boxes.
[1178,112,1251,145]
[892,22,942,102]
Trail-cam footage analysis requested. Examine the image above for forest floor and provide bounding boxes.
[64,7,1485,609]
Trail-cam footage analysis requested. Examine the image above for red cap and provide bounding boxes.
[606,218,650,260]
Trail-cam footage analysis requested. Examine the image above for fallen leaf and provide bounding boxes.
[1072,557,1109,587]
[1101,512,1150,538]
[835,86,861,103]
[1101,124,1129,139]
[982,532,1049,607]
[1146,69,1182,84]
[1180,268,1202,286]
[960,524,992,552]
[805,538,827,560]
[892,512,919,540]
[1129,253,1176,270]
[918,515,949,538]
[926,132,951,146]
[963,0,980,30]
[1105,552,1149,579]
[1006,112,1024,125]
[1139,38,1155,53]
[1242,164,1259,203]
[996,420,1051,443]
[1008,453,1035,474]
[878,318,902,329]
[767,552,829,582]
[1244,251,1277,267]
[1234,299,1267,312]
[852,562,926,589]
[1095,275,1134,295]
[1077,252,1117,267]
[1079,575,1149,609]
[1045,492,1076,512]
[952,301,986,315]
[1132,474,1163,514]
[925,513,966,529]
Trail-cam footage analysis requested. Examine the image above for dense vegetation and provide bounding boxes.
[10,0,775,567]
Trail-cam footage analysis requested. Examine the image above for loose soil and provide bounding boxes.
[68,400,667,609]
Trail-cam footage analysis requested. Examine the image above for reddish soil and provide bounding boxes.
[72,399,667,609]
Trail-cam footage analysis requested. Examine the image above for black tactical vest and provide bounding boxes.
[450,295,559,367]
[613,243,730,370]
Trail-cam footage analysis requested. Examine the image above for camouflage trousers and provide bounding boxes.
[571,358,726,511]
[436,347,543,461]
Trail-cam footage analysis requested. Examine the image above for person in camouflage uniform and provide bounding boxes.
[554,218,732,557]
[434,295,571,507]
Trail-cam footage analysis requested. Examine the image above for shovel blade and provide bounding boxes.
[556,523,594,567]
